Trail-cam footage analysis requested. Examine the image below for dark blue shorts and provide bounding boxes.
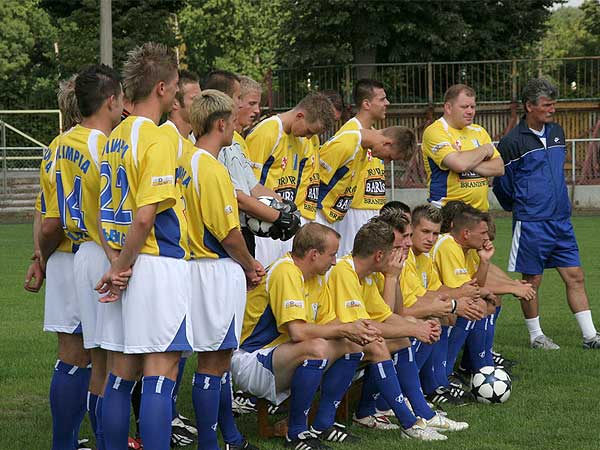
[508,218,580,275]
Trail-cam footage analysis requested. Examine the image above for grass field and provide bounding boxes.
[2,217,600,450]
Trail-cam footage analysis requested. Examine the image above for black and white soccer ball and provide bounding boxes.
[245,196,282,237]
[470,366,512,404]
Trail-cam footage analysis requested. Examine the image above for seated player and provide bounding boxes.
[177,89,265,450]
[329,219,456,440]
[232,223,382,450]
[246,92,336,266]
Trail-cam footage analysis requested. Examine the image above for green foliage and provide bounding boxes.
[538,5,600,58]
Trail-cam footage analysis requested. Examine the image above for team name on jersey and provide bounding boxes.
[55,145,92,174]
[454,268,468,275]
[284,299,304,309]
[103,138,129,159]
[175,165,192,188]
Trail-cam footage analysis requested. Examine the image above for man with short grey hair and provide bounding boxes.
[493,78,600,350]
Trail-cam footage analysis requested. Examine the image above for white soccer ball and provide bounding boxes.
[470,366,512,404]
[245,196,279,237]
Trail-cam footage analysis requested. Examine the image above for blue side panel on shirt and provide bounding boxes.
[40,192,46,214]
[317,166,349,209]
[203,228,229,258]
[296,157,308,190]
[427,157,449,203]
[154,208,185,258]
[240,305,280,353]
[259,155,275,186]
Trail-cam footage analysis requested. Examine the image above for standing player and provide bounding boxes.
[494,78,600,349]
[36,76,91,450]
[246,92,335,266]
[422,84,504,211]
[177,89,264,450]
[96,42,192,450]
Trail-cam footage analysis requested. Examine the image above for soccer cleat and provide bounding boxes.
[531,335,560,350]
[225,438,260,450]
[426,387,468,406]
[128,436,143,449]
[232,392,258,414]
[448,381,476,402]
[449,371,470,390]
[310,422,360,443]
[583,333,600,349]
[285,430,331,450]
[492,350,518,367]
[400,418,447,441]
[171,428,195,448]
[352,412,400,430]
[172,414,198,436]
[425,413,469,432]
[77,439,92,450]
[375,407,395,417]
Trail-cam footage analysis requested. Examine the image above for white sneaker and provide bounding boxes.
[352,413,400,430]
[583,333,600,349]
[531,335,560,350]
[400,418,447,441]
[375,408,395,417]
[425,413,469,431]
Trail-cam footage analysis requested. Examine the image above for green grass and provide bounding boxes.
[2,218,600,449]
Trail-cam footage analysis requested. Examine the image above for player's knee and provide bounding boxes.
[564,268,585,287]
[302,338,329,361]
[363,339,390,362]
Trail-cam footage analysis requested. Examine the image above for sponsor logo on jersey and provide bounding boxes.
[454,268,468,275]
[364,177,386,197]
[281,156,288,170]
[224,205,233,214]
[311,303,319,321]
[431,141,451,154]
[284,300,304,309]
[151,175,174,186]
[332,195,353,214]
[345,299,362,308]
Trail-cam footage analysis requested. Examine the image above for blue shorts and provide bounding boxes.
[508,218,580,275]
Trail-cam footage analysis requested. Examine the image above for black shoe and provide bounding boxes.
[310,423,360,444]
[448,381,476,403]
[492,351,518,367]
[449,370,470,389]
[426,387,467,406]
[285,431,331,450]
[171,428,194,448]
[225,438,259,450]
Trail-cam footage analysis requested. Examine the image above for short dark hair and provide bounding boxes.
[175,69,200,107]
[352,219,395,258]
[444,84,475,104]
[377,210,410,233]
[291,223,340,258]
[440,200,470,233]
[74,64,121,117]
[411,204,442,228]
[522,78,558,111]
[203,70,241,99]
[451,206,487,234]
[296,91,335,131]
[320,89,344,114]
[381,201,411,216]
[353,79,384,107]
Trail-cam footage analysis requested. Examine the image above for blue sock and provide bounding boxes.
[193,373,221,450]
[218,371,244,445]
[312,353,363,431]
[374,352,397,412]
[172,357,187,419]
[434,326,450,389]
[370,360,417,430]
[102,373,136,450]
[139,376,175,450]
[87,392,99,446]
[49,360,90,450]
[466,318,488,372]
[486,306,502,365]
[96,396,105,450]
[419,353,438,395]
[447,318,472,377]
[288,359,327,439]
[395,348,435,420]
[414,340,434,371]
[355,365,378,419]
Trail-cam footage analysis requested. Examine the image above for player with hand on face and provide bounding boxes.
[177,89,264,450]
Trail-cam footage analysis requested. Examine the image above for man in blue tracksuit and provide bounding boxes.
[493,78,600,350]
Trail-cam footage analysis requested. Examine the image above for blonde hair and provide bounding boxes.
[291,223,340,258]
[190,89,235,137]
[122,42,178,103]
[57,75,81,130]
[240,75,262,98]
[296,92,335,131]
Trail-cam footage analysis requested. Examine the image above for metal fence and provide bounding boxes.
[268,56,600,109]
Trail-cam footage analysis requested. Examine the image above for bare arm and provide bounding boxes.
[221,227,264,287]
[236,190,280,222]
[287,319,380,346]
[377,313,440,344]
[97,210,119,262]
[442,143,495,173]
[24,210,45,292]
[402,292,452,319]
[472,157,505,177]
[39,217,64,262]
[250,183,282,201]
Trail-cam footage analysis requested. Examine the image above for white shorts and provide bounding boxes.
[255,237,292,267]
[231,347,290,405]
[44,251,81,334]
[314,210,333,226]
[336,208,378,256]
[74,241,110,349]
[190,258,245,352]
[121,254,192,354]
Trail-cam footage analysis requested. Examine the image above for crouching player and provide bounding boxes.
[232,223,381,450]
[177,89,264,450]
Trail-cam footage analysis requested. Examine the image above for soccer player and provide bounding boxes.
[494,78,600,350]
[177,89,264,450]
[35,75,91,450]
[95,42,191,450]
[421,84,504,211]
[246,92,335,266]
[317,117,416,255]
[328,219,451,440]
[232,222,385,450]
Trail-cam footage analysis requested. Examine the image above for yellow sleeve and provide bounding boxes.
[199,165,240,241]
[246,120,278,180]
[136,134,177,213]
[314,283,337,325]
[433,243,471,288]
[40,163,60,219]
[466,250,480,277]
[328,263,370,323]
[479,128,501,160]
[400,264,427,308]
[319,133,357,185]
[363,286,393,322]
[268,265,309,332]
[35,192,42,213]
[428,264,443,291]
[422,125,456,171]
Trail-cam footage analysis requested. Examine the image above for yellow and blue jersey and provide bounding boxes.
[400,249,442,307]
[295,134,320,220]
[53,125,106,246]
[246,116,309,203]
[240,254,335,352]
[431,233,475,288]
[100,116,189,259]
[328,255,393,323]
[38,131,78,253]
[177,147,240,259]
[422,117,500,211]
[233,130,250,159]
